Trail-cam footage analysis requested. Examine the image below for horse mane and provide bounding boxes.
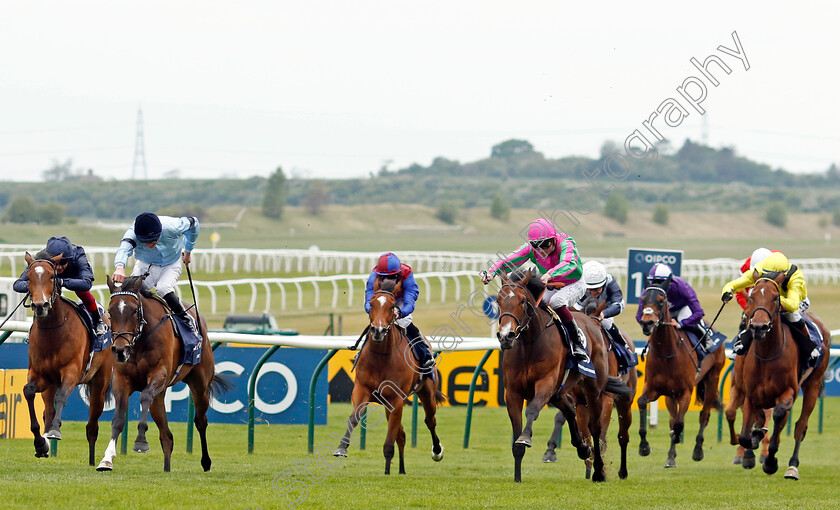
[121,276,145,293]
[33,250,52,261]
[509,268,545,301]
[379,278,397,293]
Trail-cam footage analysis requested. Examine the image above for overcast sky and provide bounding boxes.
[1,1,838,182]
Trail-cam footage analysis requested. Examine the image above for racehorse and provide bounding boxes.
[724,354,770,467]
[542,296,638,479]
[21,252,114,465]
[332,277,445,474]
[738,276,831,479]
[495,269,623,483]
[96,275,227,472]
[636,283,725,468]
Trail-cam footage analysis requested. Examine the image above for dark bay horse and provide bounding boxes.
[724,354,770,467]
[332,278,445,474]
[495,269,618,482]
[739,276,831,479]
[542,298,638,479]
[637,284,725,468]
[21,252,113,465]
[96,275,226,472]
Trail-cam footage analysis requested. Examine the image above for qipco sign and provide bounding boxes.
[626,248,683,305]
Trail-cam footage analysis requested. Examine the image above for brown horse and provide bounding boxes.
[636,284,725,468]
[542,301,638,480]
[332,277,445,474]
[738,276,831,479]
[96,275,226,472]
[495,269,623,482]
[724,353,771,467]
[21,252,113,465]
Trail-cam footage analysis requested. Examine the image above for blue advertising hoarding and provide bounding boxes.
[626,248,683,305]
[0,343,328,425]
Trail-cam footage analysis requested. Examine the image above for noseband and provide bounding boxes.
[498,282,536,341]
[110,291,147,348]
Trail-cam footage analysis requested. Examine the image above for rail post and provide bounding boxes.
[307,349,338,453]
[186,342,222,453]
[248,346,280,454]
[717,361,735,443]
[463,349,493,448]
[411,395,419,448]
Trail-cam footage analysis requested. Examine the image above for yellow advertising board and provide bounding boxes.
[329,349,733,411]
[0,369,44,439]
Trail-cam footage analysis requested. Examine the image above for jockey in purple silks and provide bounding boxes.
[482,218,590,364]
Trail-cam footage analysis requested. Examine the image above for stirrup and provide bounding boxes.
[93,320,109,336]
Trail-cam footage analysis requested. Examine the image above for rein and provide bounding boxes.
[368,290,400,341]
[498,282,538,343]
[641,286,698,369]
[748,278,786,362]
[110,291,147,348]
[24,259,66,328]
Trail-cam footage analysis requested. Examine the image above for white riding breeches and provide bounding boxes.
[543,280,586,309]
[130,260,182,296]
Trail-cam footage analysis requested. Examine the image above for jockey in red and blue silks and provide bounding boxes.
[14,236,109,336]
[364,252,434,369]
[481,218,590,363]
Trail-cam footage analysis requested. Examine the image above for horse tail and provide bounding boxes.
[605,376,633,399]
[695,380,706,406]
[209,372,235,398]
[433,372,447,406]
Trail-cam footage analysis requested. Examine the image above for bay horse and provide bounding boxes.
[724,353,770,468]
[332,277,445,474]
[542,295,638,479]
[495,269,622,483]
[21,252,113,465]
[96,275,227,472]
[738,276,831,479]
[636,284,725,468]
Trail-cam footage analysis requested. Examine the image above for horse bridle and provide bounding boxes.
[748,278,781,329]
[369,290,400,339]
[24,259,62,312]
[498,282,536,341]
[641,286,668,328]
[110,291,147,348]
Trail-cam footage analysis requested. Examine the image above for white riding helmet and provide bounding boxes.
[749,247,772,270]
[582,261,608,289]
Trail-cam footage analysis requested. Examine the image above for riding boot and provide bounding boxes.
[608,323,637,367]
[405,323,435,369]
[786,318,820,366]
[163,292,200,337]
[89,307,109,336]
[562,318,591,364]
[732,327,753,356]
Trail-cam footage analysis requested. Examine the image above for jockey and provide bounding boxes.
[111,212,201,335]
[14,236,108,336]
[482,218,590,363]
[721,251,819,368]
[364,252,434,369]
[730,247,777,354]
[636,263,715,353]
[575,260,626,348]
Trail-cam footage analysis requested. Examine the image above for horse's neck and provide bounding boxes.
[35,297,72,329]
[520,305,554,351]
[753,314,786,359]
[651,310,681,358]
[367,327,404,357]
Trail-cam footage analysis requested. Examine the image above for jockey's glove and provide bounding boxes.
[721,290,733,303]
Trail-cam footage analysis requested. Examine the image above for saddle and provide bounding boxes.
[61,297,111,353]
[143,291,203,366]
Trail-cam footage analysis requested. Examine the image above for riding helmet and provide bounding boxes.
[135,212,162,242]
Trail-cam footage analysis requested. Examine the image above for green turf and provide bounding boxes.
[0,398,837,509]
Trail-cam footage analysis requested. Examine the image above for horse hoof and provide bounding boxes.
[742,450,756,470]
[431,445,444,462]
[692,447,704,462]
[44,429,61,441]
[732,456,743,465]
[332,448,348,457]
[591,471,606,483]
[133,441,150,453]
[759,454,768,464]
[763,457,779,475]
[784,466,800,480]
[34,441,50,459]
[618,468,628,480]
[542,450,557,463]
[639,444,651,457]
[576,445,591,461]
[514,436,532,447]
[96,460,113,472]
[585,465,591,479]
[664,459,676,468]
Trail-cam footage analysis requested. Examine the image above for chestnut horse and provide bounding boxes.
[738,276,830,479]
[332,277,445,474]
[637,284,725,468]
[21,252,113,465]
[724,354,771,468]
[495,269,624,482]
[96,275,227,472]
[542,297,638,479]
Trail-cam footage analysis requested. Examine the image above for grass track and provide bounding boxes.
[0,399,837,509]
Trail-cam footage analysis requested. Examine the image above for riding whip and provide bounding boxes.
[185,261,201,325]
[697,300,727,351]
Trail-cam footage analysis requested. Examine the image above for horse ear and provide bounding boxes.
[50,254,63,264]
[25,252,33,265]
[106,275,117,293]
[523,268,532,282]
[499,271,511,284]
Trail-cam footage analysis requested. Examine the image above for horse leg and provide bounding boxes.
[551,394,590,461]
[582,383,606,482]
[517,380,555,447]
[764,388,795,476]
[542,410,566,463]
[85,375,109,466]
[615,393,633,479]
[189,378,213,472]
[45,369,81,440]
[665,393,689,468]
[725,379,742,447]
[419,379,443,461]
[382,403,404,475]
[134,374,167,453]
[785,379,821,480]
[396,425,407,475]
[575,400,593,479]
[760,409,772,464]
[149,393,174,472]
[97,384,131,471]
[333,387,371,457]
[505,390,525,483]
[693,377,718,462]
[637,389,657,457]
[23,374,50,458]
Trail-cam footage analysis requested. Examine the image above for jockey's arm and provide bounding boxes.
[400,273,420,316]
[779,271,807,313]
